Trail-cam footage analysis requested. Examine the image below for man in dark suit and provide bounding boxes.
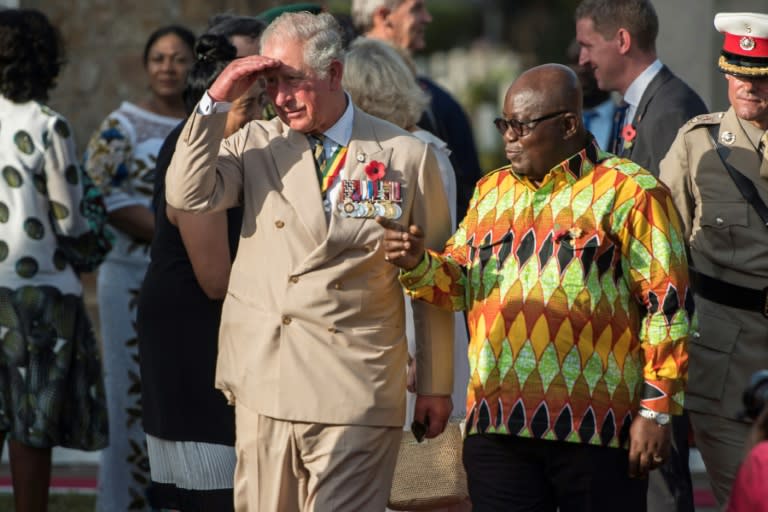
[575,1,707,511]
[576,0,707,176]
[351,0,483,223]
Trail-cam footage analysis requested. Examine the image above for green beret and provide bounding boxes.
[258,3,323,24]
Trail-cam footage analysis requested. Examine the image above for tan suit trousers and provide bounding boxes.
[234,403,402,512]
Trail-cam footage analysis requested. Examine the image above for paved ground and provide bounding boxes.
[0,453,720,511]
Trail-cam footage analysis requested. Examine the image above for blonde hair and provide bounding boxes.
[343,38,428,129]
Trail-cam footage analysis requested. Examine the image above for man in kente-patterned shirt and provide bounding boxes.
[378,63,691,511]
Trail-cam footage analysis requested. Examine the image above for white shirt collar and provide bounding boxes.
[321,93,354,147]
[623,59,662,108]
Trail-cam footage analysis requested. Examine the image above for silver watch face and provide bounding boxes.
[655,413,671,425]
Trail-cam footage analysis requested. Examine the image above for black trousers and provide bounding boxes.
[463,435,647,512]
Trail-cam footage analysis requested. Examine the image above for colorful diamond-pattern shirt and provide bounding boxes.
[401,140,691,448]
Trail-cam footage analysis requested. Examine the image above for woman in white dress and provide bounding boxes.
[84,24,194,512]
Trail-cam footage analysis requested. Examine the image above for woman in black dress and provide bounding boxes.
[136,26,266,511]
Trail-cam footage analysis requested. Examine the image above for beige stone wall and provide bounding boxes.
[21,0,288,152]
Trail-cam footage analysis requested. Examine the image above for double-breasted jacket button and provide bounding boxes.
[275,220,285,228]
[289,275,299,284]
[282,315,292,325]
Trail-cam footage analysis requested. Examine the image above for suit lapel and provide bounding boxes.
[271,125,328,245]
[624,66,673,158]
[292,110,394,274]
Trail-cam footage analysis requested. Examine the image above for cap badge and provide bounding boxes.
[721,131,736,145]
[740,36,756,51]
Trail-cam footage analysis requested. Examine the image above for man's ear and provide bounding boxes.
[328,60,344,90]
[563,112,580,139]
[616,27,632,55]
[372,6,393,30]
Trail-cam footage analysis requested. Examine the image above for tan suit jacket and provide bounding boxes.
[660,107,768,419]
[166,106,454,427]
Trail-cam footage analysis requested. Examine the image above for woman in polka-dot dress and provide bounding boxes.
[0,8,109,512]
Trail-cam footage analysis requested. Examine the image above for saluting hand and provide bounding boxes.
[208,55,281,103]
[376,217,426,271]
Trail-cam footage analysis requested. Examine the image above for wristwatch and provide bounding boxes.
[638,407,671,426]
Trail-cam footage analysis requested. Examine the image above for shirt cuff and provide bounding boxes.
[399,252,431,287]
[197,91,232,115]
[640,379,684,415]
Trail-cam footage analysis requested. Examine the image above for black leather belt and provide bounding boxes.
[690,270,768,318]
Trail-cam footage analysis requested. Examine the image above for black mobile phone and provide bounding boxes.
[411,416,430,443]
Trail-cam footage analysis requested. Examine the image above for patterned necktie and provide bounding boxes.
[760,131,768,160]
[309,134,327,185]
[611,102,629,155]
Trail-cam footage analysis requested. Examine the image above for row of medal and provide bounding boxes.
[337,178,403,219]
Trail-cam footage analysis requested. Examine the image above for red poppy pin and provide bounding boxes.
[622,124,637,150]
[364,160,386,181]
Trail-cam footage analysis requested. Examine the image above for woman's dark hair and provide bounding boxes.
[183,34,237,114]
[206,14,266,40]
[142,24,196,67]
[0,8,65,103]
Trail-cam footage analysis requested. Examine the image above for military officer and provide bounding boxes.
[659,11,768,507]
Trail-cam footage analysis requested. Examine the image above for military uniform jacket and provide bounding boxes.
[660,107,768,419]
[165,107,455,427]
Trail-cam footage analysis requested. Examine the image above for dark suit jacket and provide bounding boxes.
[620,65,708,176]
[417,76,482,223]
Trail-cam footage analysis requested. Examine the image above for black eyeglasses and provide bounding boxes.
[493,110,568,137]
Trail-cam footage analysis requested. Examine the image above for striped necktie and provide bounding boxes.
[760,131,768,159]
[309,134,327,187]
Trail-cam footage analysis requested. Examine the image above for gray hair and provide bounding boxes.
[350,0,402,33]
[342,38,428,129]
[261,11,344,79]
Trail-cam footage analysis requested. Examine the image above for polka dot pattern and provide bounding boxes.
[3,166,22,187]
[50,201,69,220]
[23,217,44,240]
[13,130,34,154]
[15,256,38,278]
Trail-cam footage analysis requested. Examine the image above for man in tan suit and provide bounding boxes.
[165,12,454,512]
[659,11,768,507]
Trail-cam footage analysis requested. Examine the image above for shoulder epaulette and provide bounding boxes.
[682,112,725,131]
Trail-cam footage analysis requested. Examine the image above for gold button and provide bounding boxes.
[290,276,299,284]
[327,326,335,333]
[282,315,292,325]
[333,282,342,290]
[275,220,285,228]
